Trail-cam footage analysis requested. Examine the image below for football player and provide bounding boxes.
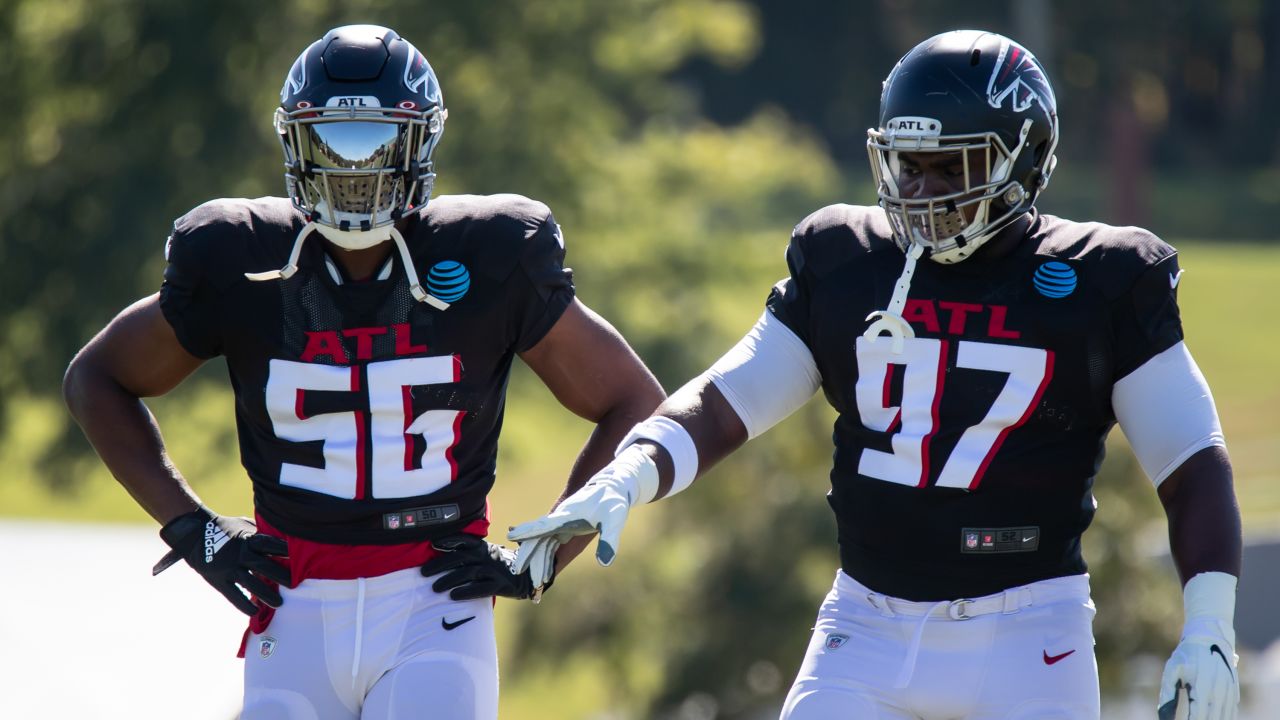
[62,25,664,720]
[509,31,1242,719]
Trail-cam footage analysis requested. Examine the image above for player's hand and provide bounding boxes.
[420,535,542,601]
[152,508,290,616]
[507,445,658,588]
[509,474,631,572]
[1158,618,1239,720]
[1159,572,1240,720]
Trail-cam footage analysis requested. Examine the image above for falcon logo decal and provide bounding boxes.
[280,53,307,102]
[403,50,440,102]
[986,41,1054,114]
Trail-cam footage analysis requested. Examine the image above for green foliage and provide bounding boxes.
[4,0,1278,718]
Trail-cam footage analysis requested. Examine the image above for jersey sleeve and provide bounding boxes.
[1111,251,1183,380]
[511,211,575,352]
[765,232,814,348]
[158,216,225,359]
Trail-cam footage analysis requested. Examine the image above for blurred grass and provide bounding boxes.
[1173,241,1280,528]
[2,238,1276,717]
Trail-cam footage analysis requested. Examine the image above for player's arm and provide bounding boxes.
[63,294,206,523]
[516,298,666,568]
[1158,446,1241,587]
[423,298,664,603]
[1113,341,1242,718]
[1155,445,1241,720]
[508,310,821,586]
[63,294,289,615]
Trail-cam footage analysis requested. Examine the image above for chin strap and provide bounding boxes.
[862,242,925,354]
[245,222,316,282]
[244,222,451,311]
[389,225,449,310]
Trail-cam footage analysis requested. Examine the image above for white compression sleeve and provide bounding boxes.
[703,311,822,440]
[1112,341,1226,487]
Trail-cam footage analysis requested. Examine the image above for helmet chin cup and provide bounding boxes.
[315,222,393,250]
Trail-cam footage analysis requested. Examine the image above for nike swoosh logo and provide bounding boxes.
[1023,536,1036,542]
[442,615,476,631]
[1210,644,1235,680]
[1170,270,1184,289]
[1043,649,1075,665]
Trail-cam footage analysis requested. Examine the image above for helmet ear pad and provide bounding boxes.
[868,30,1059,263]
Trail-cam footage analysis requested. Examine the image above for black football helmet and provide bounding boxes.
[275,25,446,249]
[867,30,1058,263]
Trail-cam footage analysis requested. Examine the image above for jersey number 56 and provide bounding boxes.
[265,357,464,500]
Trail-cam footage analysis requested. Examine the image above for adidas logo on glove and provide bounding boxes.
[204,522,229,564]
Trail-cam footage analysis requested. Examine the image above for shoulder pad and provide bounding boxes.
[167,197,302,292]
[789,204,896,279]
[1033,215,1177,299]
[420,193,551,230]
[416,194,556,282]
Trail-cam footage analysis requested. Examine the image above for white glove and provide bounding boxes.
[509,444,659,588]
[1158,572,1239,720]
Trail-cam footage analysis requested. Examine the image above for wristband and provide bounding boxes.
[610,444,661,506]
[617,416,699,499]
[1182,571,1237,636]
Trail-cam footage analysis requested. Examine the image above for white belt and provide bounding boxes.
[864,585,1036,620]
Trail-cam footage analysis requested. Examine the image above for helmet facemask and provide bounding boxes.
[868,117,1033,264]
[276,102,445,250]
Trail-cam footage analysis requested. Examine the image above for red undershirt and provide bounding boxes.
[236,507,490,657]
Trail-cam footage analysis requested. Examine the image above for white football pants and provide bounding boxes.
[781,571,1099,720]
[241,568,498,720]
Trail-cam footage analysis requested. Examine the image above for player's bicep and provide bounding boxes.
[701,310,821,440]
[1113,341,1225,486]
[519,298,663,422]
[74,294,205,398]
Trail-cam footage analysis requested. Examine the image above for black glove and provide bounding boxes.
[420,535,547,601]
[152,508,291,616]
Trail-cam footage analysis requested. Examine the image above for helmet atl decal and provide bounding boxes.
[986,41,1054,114]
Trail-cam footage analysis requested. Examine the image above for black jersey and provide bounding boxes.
[768,205,1182,600]
[160,194,573,545]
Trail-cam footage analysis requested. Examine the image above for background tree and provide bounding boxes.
[1,1,1275,717]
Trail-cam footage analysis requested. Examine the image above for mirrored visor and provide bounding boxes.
[300,121,405,170]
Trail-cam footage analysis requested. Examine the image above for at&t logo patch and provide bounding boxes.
[1032,261,1077,298]
[426,261,470,303]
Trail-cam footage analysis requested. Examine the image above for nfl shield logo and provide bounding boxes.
[388,515,401,530]
[825,633,849,651]
[965,532,979,549]
[259,637,277,659]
